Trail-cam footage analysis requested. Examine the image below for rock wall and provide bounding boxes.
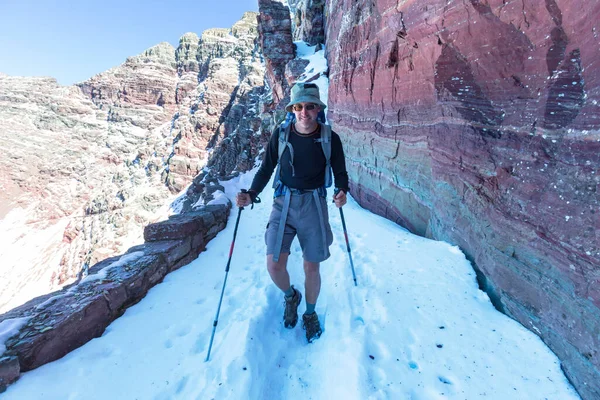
[0,204,229,392]
[257,0,296,108]
[325,0,599,398]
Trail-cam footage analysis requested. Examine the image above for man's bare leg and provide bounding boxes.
[302,260,322,341]
[267,253,291,292]
[270,253,302,328]
[303,260,321,306]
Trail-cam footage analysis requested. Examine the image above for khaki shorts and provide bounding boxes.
[265,193,333,263]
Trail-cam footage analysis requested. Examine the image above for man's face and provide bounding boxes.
[292,102,321,128]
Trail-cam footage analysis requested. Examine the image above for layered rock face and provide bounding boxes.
[79,11,265,194]
[0,12,265,313]
[325,1,599,398]
[258,0,296,107]
[175,13,268,211]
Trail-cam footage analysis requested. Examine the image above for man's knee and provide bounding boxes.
[267,253,289,274]
[303,261,320,275]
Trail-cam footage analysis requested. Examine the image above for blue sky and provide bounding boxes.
[0,0,258,85]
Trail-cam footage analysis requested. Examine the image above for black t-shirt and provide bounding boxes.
[250,124,349,194]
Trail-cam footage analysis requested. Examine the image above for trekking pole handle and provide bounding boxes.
[240,189,260,210]
[239,189,247,210]
[333,188,343,204]
[240,189,249,210]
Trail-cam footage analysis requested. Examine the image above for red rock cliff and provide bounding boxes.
[325,0,599,398]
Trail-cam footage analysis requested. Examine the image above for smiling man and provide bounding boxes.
[236,82,349,343]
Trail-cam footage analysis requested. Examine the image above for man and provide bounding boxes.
[236,82,349,343]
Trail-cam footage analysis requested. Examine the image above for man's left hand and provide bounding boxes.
[333,190,347,208]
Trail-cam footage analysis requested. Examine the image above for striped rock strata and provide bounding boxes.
[325,1,599,398]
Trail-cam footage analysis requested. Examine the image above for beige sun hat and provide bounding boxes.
[285,82,327,112]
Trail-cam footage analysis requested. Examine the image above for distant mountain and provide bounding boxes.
[0,12,266,313]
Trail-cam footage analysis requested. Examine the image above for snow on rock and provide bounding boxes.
[0,318,29,389]
[288,0,325,46]
[0,318,29,356]
[78,251,145,284]
[206,190,231,207]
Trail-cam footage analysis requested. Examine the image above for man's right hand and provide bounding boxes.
[236,191,253,208]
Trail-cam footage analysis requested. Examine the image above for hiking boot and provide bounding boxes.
[302,312,322,343]
[283,286,302,328]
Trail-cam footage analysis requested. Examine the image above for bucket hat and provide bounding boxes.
[285,82,327,112]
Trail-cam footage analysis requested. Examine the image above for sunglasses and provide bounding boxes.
[292,103,319,112]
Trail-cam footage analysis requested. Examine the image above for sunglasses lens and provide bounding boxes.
[292,103,317,111]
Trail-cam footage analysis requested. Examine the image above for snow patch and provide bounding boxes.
[0,317,30,356]
[448,245,463,255]
[206,190,231,207]
[294,41,316,58]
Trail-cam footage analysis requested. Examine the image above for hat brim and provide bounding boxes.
[285,95,327,112]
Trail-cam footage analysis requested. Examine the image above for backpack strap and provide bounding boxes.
[272,113,295,188]
[315,122,333,188]
[272,189,292,262]
[312,190,329,260]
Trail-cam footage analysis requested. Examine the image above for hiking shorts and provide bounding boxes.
[265,192,333,263]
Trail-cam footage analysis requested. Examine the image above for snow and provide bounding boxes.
[294,41,316,58]
[2,170,579,399]
[0,206,71,314]
[0,317,29,356]
[206,190,231,207]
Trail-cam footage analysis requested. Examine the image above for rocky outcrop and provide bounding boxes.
[78,12,265,195]
[79,42,179,127]
[172,12,269,211]
[0,12,265,314]
[325,1,599,398]
[168,12,266,195]
[257,0,296,108]
[0,204,229,392]
[288,0,325,45]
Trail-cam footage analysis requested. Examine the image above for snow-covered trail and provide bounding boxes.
[3,172,579,399]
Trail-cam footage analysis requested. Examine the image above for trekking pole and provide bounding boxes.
[205,191,248,362]
[334,189,357,286]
